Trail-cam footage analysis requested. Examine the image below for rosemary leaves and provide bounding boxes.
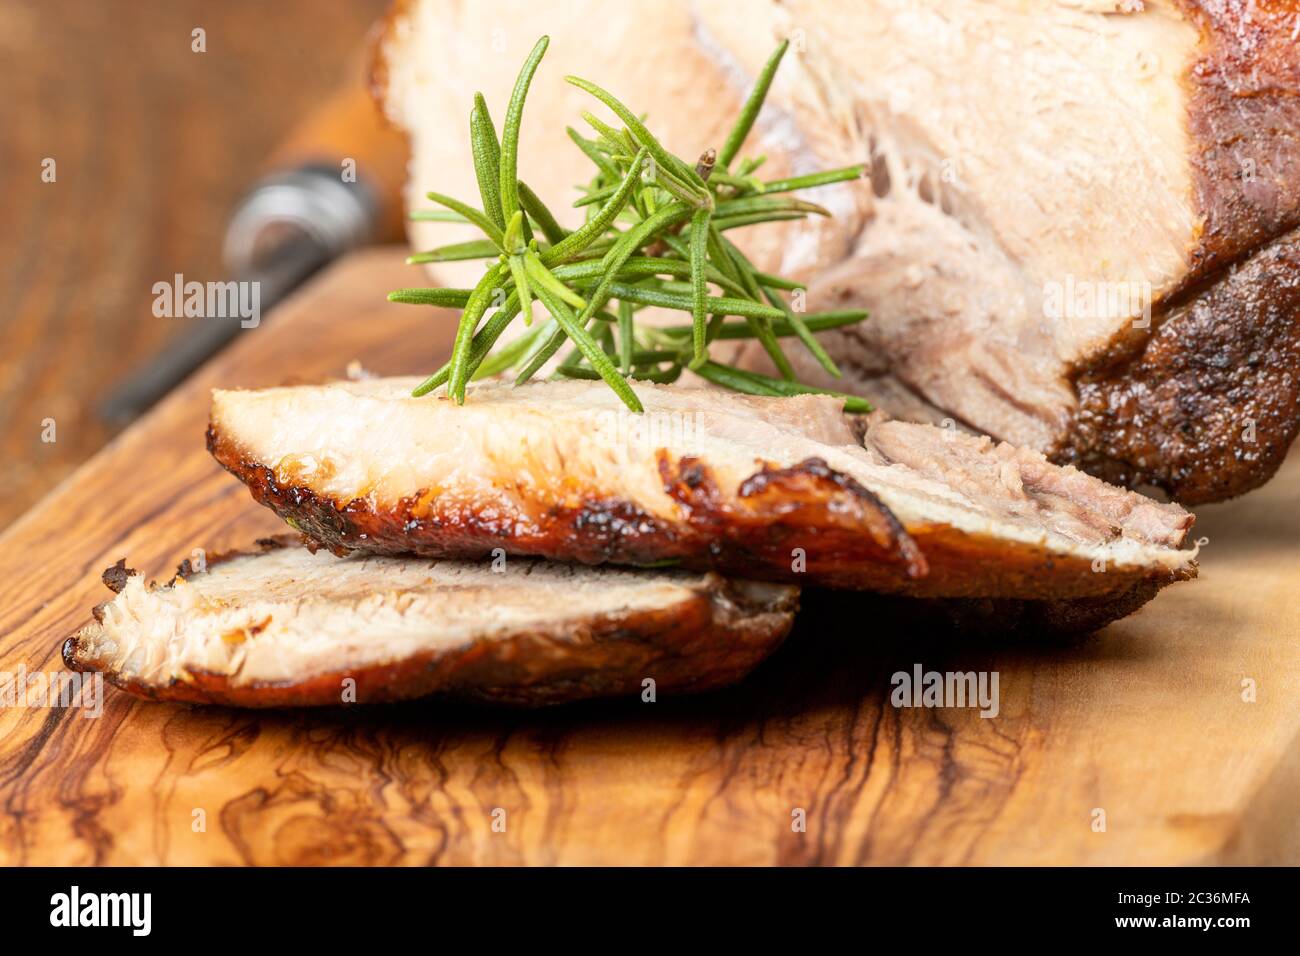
[388,35,871,413]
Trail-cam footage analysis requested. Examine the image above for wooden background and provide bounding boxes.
[0,0,387,530]
[0,248,1296,866]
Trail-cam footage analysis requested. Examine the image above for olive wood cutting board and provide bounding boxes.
[1,247,1296,866]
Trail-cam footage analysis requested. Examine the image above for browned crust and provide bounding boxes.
[1175,0,1300,286]
[208,425,1192,601]
[1058,2,1300,503]
[101,558,134,594]
[1063,226,1300,503]
[660,455,929,583]
[62,538,798,708]
[206,422,926,579]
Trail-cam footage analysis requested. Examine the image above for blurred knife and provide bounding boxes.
[101,81,407,424]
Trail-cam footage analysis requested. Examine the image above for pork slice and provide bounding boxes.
[64,537,797,707]
[376,0,1300,503]
[207,378,1197,603]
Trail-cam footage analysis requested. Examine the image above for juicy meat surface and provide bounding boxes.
[377,0,1300,503]
[64,537,798,707]
[208,379,1197,603]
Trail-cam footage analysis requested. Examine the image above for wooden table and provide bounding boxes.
[0,248,1297,865]
[0,0,388,531]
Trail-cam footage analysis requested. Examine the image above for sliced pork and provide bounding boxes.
[377,0,1300,503]
[64,537,798,707]
[208,379,1197,605]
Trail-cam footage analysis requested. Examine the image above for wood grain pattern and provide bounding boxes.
[0,249,1297,866]
[0,0,388,531]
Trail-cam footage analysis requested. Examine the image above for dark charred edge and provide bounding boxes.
[207,422,689,565]
[1057,3,1300,502]
[60,637,83,676]
[1176,0,1300,289]
[101,559,134,594]
[94,537,304,600]
[65,537,304,677]
[208,424,1192,601]
[1060,226,1300,504]
[736,457,928,578]
[658,452,928,581]
[658,452,928,582]
[1086,0,1300,373]
[207,419,926,589]
[64,571,798,709]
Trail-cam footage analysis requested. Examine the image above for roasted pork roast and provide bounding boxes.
[64,537,798,707]
[377,0,1300,504]
[208,379,1197,609]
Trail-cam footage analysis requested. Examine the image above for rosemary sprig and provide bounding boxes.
[718,39,789,170]
[390,34,872,412]
[498,37,550,224]
[470,93,505,230]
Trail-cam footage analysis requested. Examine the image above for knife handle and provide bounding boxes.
[266,81,408,240]
[224,80,409,273]
[103,44,412,424]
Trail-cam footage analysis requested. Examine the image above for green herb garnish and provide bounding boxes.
[389,35,871,413]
